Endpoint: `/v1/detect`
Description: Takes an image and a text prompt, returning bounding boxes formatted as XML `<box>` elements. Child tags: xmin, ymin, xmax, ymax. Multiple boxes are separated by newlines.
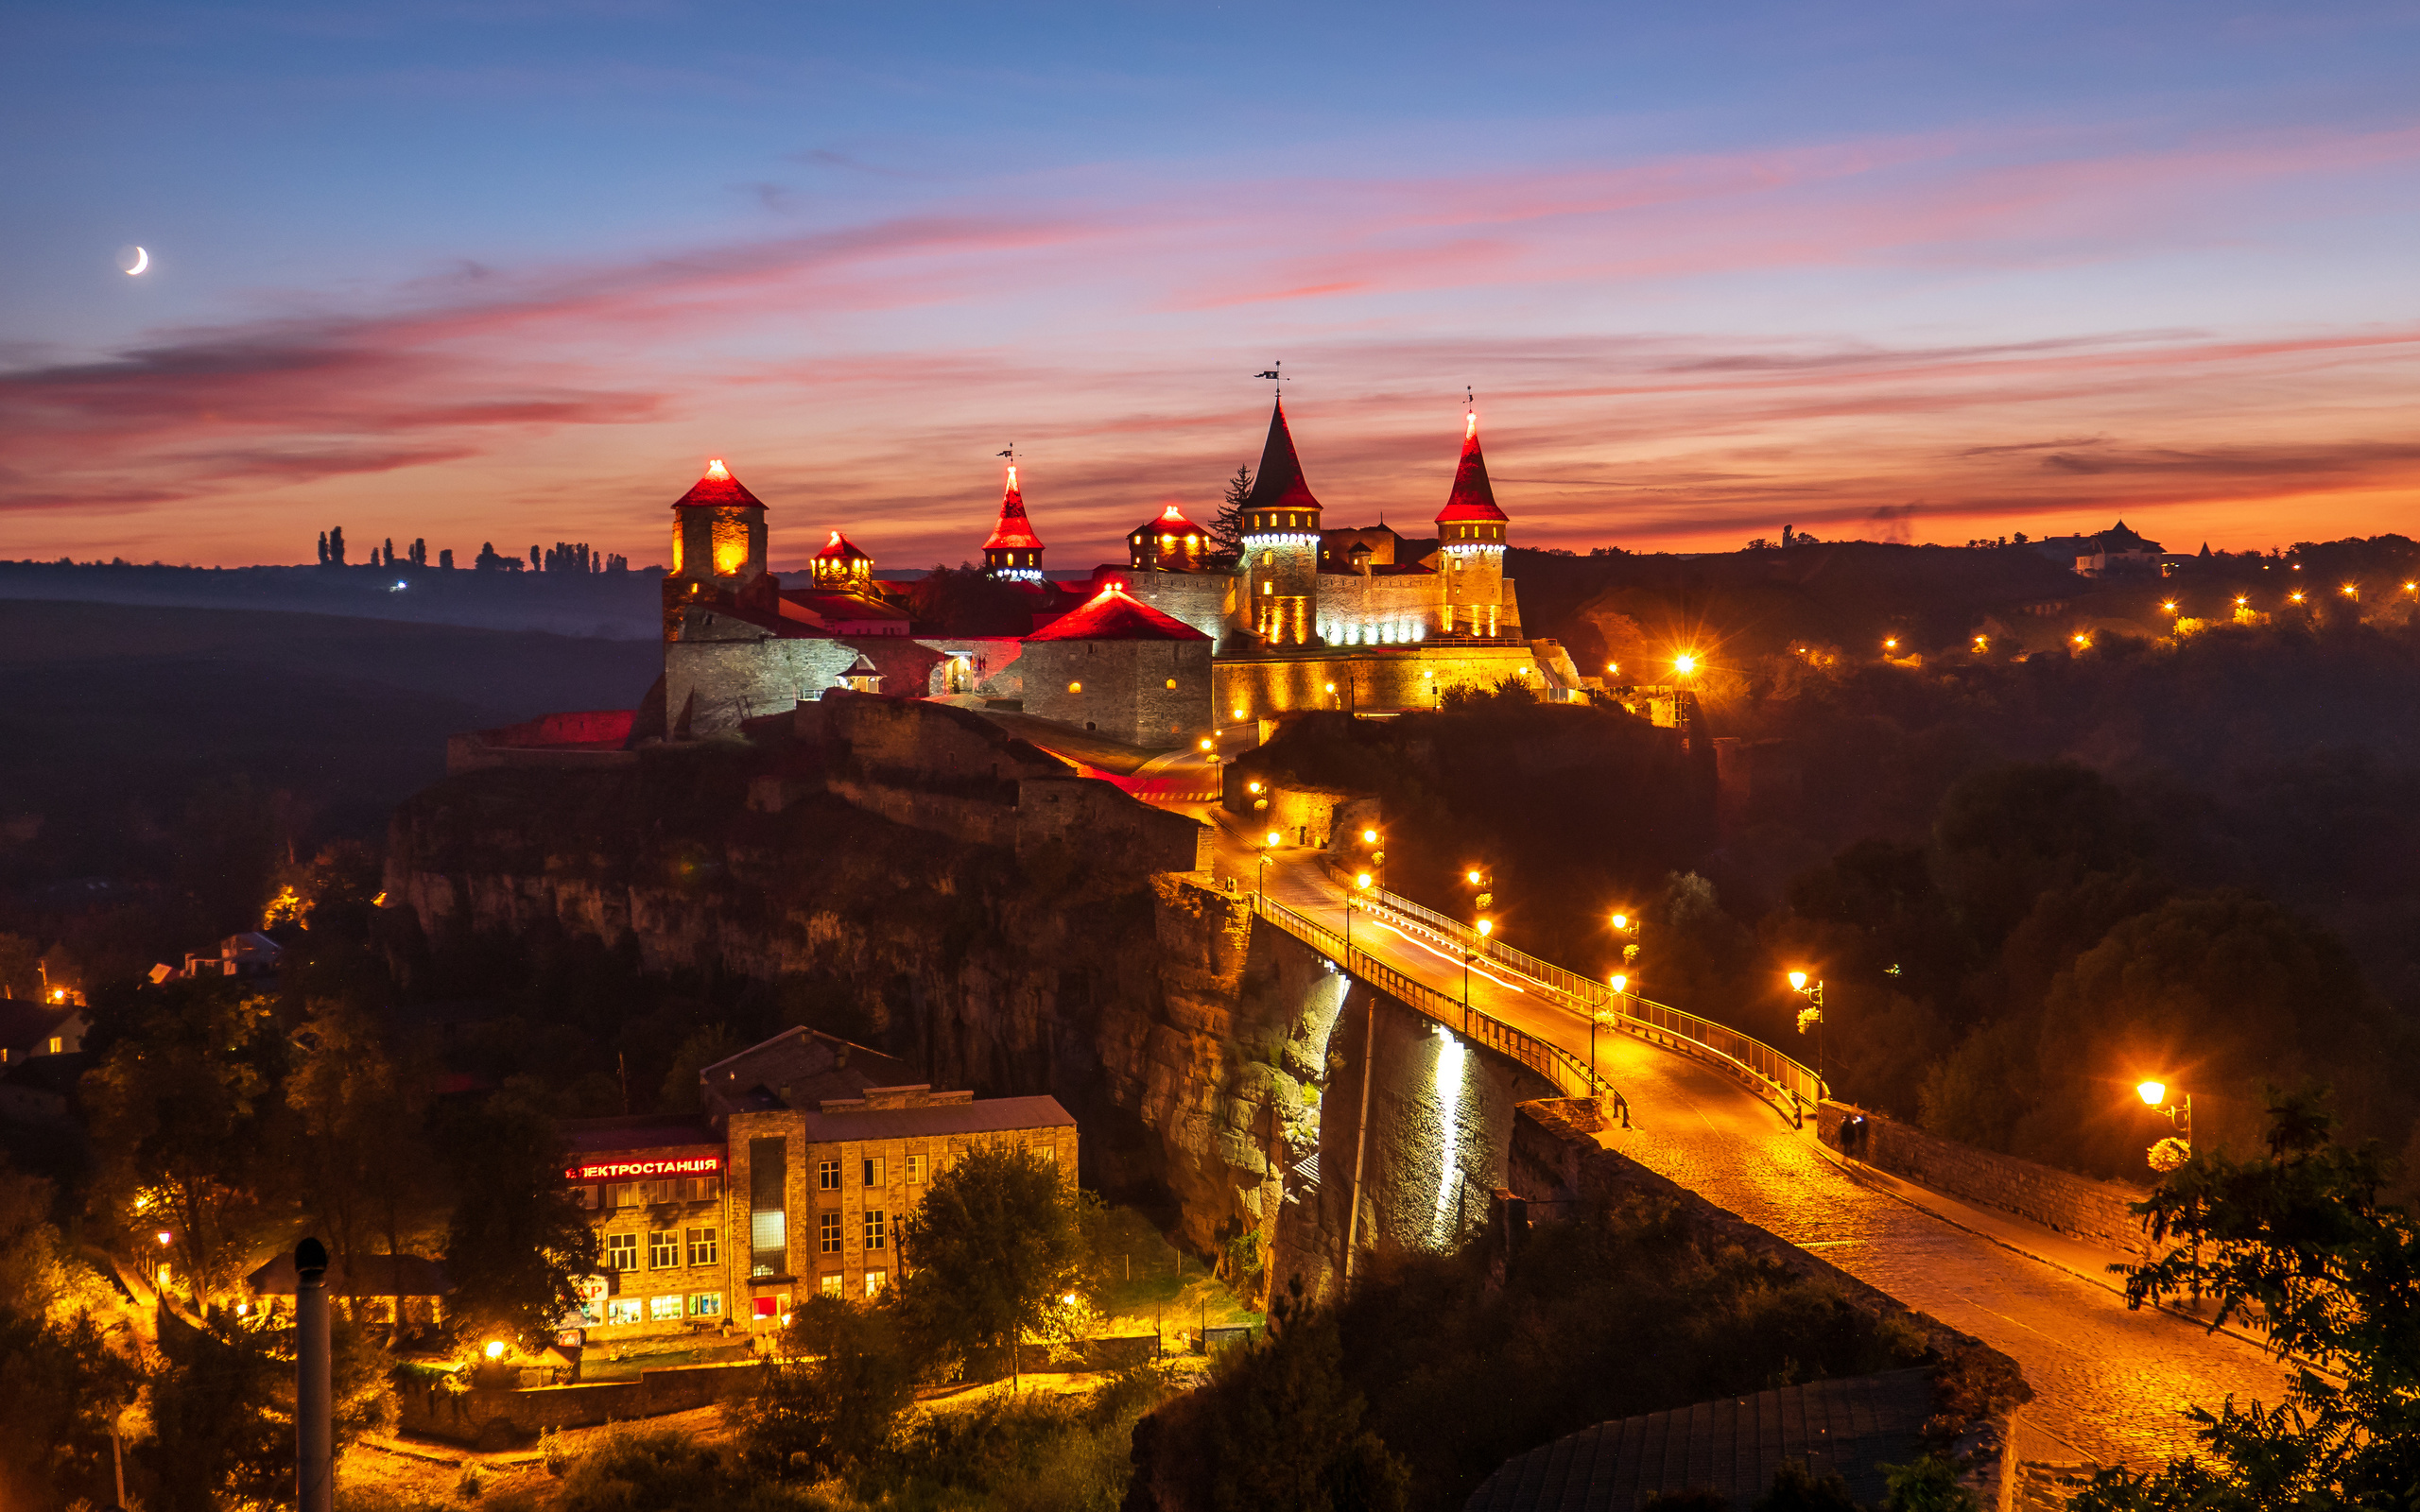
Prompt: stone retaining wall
<box><xmin>1818</xmin><ymin>1102</ymin><xmax>2152</xmax><ymax>1259</ymax></box>
<box><xmin>397</xmin><ymin>1359</ymin><xmax>757</xmax><ymax>1449</ymax></box>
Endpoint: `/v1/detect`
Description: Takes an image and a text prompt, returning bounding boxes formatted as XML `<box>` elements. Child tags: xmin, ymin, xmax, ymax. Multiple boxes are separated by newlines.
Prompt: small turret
<box><xmin>670</xmin><ymin>458</ymin><xmax>769</xmax><ymax>588</ymax></box>
<box><xmin>1436</xmin><ymin>411</ymin><xmax>1508</xmax><ymax>638</ymax></box>
<box><xmin>1236</xmin><ymin>400</ymin><xmax>1323</xmax><ymax>645</ymax></box>
<box><xmin>810</xmin><ymin>530</ymin><xmax>874</xmax><ymax>592</ymax></box>
<box><xmin>1128</xmin><ymin>503</ymin><xmax>1209</xmax><ymax>572</ymax></box>
<box><xmin>982</xmin><ymin>465</ymin><xmax>1046</xmax><ymax>581</ymax></box>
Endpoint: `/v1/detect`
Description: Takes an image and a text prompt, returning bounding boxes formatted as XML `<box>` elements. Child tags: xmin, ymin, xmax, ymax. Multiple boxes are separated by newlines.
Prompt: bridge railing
<box><xmin>1336</xmin><ymin>876</ymin><xmax>1613</xmax><ymax>1014</ymax></box>
<box><xmin>1249</xmin><ymin>894</ymin><xmax>1614</xmax><ymax>1104</ymax></box>
<box><xmin>1603</xmin><ymin>992</ymin><xmax>1825</xmax><ymax>1115</ymax></box>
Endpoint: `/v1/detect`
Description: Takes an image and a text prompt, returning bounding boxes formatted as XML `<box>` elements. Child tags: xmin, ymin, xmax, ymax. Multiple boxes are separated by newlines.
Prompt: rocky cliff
<box><xmin>382</xmin><ymin>708</ymin><xmax>1327</xmax><ymax>1269</ymax></box>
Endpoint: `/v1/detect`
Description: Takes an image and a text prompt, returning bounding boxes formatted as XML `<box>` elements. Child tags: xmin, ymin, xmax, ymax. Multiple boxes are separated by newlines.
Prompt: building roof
<box><xmin>700</xmin><ymin>1026</ymin><xmax>919</xmax><ymax>1116</ymax></box>
<box><xmin>1437</xmin><ymin>411</ymin><xmax>1509</xmax><ymax>524</ymax></box>
<box><xmin>1246</xmin><ymin>399</ymin><xmax>1322</xmax><ymax>515</ymax></box>
<box><xmin>0</xmin><ymin>999</ymin><xmax>78</xmax><ymax>1054</ymax></box>
<box><xmin>778</xmin><ymin>589</ymin><xmax>913</xmax><ymax>627</ymax></box>
<box><xmin>245</xmin><ymin>1251</ymin><xmax>454</xmax><ymax>1298</ymax></box>
<box><xmin>798</xmin><ymin>1093</ymin><xmax>1074</xmax><ymax>1143</ymax></box>
<box><xmin>1024</xmin><ymin>582</ymin><xmax>1213</xmax><ymax>643</ymax></box>
<box><xmin>813</xmin><ymin>530</ymin><xmax>872</xmax><ymax>562</ymax></box>
<box><xmin>562</xmin><ymin>1113</ymin><xmax>721</xmax><ymax>1156</ymax></box>
<box><xmin>1132</xmin><ymin>502</ymin><xmax>1206</xmax><ymax>538</ymax></box>
<box><xmin>673</xmin><ymin>458</ymin><xmax>766</xmax><ymax>510</ymax></box>
<box><xmin>983</xmin><ymin>465</ymin><xmax>1046</xmax><ymax>552</ymax></box>
<box><xmin>1462</xmin><ymin>1366</ymin><xmax>1935</xmax><ymax>1512</ymax></box>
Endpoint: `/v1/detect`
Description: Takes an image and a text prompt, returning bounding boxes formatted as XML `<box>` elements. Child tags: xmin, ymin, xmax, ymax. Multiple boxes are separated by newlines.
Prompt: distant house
<box><xmin>148</xmin><ymin>931</ymin><xmax>284</xmax><ymax>985</ymax></box>
<box><xmin>0</xmin><ymin>997</ymin><xmax>88</xmax><ymax>1065</ymax></box>
<box><xmin>2031</xmin><ymin>521</ymin><xmax>2165</xmax><ymax>577</ymax></box>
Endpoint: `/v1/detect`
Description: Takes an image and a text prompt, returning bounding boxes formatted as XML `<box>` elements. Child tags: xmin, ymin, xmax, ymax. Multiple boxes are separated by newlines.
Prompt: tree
<box><xmin>1756</xmin><ymin>1459</ymin><xmax>1861</xmax><ymax>1512</ymax></box>
<box><xmin>1200</xmin><ymin>1280</ymin><xmax>1409</xmax><ymax>1512</ymax></box>
<box><xmin>82</xmin><ymin>986</ymin><xmax>280</xmax><ymax>1298</ymax></box>
<box><xmin>286</xmin><ymin>997</ymin><xmax>436</xmax><ymax>1330</ymax></box>
<box><xmin>728</xmin><ymin>1294</ymin><xmax>920</xmax><ymax>1476</ymax></box>
<box><xmin>1210</xmin><ymin>465</ymin><xmax>1252</xmax><ymax>556</ymax></box>
<box><xmin>2071</xmin><ymin>1091</ymin><xmax>2420</xmax><ymax>1512</ymax></box>
<box><xmin>893</xmin><ymin>1143</ymin><xmax>1086</xmax><ymax>1387</ymax></box>
<box><xmin>143</xmin><ymin>1306</ymin><xmax>394</xmax><ymax>1512</ymax></box>
<box><xmin>0</xmin><ymin>931</ymin><xmax>41</xmax><ymax>1003</ymax></box>
<box><xmin>0</xmin><ymin>1309</ymin><xmax>141</xmax><ymax>1509</ymax></box>
<box><xmin>409</xmin><ymin>537</ymin><xmax>427</xmax><ymax>567</ymax></box>
<box><xmin>441</xmin><ymin>1087</ymin><xmax>598</xmax><ymax>1346</ymax></box>
<box><xmin>327</xmin><ymin>525</ymin><xmax>346</xmax><ymax>565</ymax></box>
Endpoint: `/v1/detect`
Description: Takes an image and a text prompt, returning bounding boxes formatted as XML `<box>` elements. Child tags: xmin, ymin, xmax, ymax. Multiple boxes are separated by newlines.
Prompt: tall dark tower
<box><xmin>1236</xmin><ymin>399</ymin><xmax>1323</xmax><ymax>646</ymax></box>
<box><xmin>982</xmin><ymin>464</ymin><xmax>1046</xmax><ymax>581</ymax></box>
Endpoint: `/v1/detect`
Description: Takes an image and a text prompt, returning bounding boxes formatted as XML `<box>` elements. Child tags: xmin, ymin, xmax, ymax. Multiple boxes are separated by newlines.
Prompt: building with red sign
<box><xmin>559</xmin><ymin>1027</ymin><xmax>1076</xmax><ymax>1341</ymax></box>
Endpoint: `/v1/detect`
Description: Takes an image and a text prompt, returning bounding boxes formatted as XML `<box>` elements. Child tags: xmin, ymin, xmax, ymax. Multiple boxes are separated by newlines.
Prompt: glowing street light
<box><xmin>1787</xmin><ymin>971</ymin><xmax>1826</xmax><ymax>1090</ymax></box>
<box><xmin>2135</xmin><ymin>1080</ymin><xmax>2166</xmax><ymax>1107</ymax></box>
<box><xmin>1972</xmin><ymin>634</ymin><xmax>1988</xmax><ymax>653</ymax></box>
<box><xmin>1882</xmin><ymin>637</ymin><xmax>1898</xmax><ymax>653</ymax></box>
<box><xmin>484</xmin><ymin>1340</ymin><xmax>508</xmax><ymax>1361</ymax></box>
<box><xmin>1361</xmin><ymin>828</ymin><xmax>1377</xmax><ymax>844</ymax></box>
<box><xmin>2289</xmin><ymin>590</ymin><xmax>2305</xmax><ymax>605</ymax></box>
<box><xmin>2342</xmin><ymin>584</ymin><xmax>2359</xmax><ymax>601</ymax></box>
<box><xmin>1256</xmin><ymin>830</ymin><xmax>1281</xmax><ymax>902</ymax></box>
<box><xmin>1610</xmin><ymin>912</ymin><xmax>1630</xmax><ymax>932</ymax></box>
<box><xmin>1346</xmin><ymin>871</ymin><xmax>1373</xmax><ymax>956</ymax></box>
<box><xmin>1672</xmin><ymin>652</ymin><xmax>1699</xmax><ymax>678</ymax></box>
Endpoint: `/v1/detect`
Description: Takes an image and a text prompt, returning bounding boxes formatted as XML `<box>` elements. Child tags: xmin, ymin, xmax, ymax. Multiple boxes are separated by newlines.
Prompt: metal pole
<box><xmin>1343</xmin><ymin>991</ymin><xmax>1375</xmax><ymax>1282</ymax></box>
<box><xmin>296</xmin><ymin>1237</ymin><xmax>334</xmax><ymax>1512</ymax></box>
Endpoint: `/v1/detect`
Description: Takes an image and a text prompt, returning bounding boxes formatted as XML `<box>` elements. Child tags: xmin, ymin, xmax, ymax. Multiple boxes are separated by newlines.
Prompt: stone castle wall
<box><xmin>1212</xmin><ymin>642</ymin><xmax>1554</xmax><ymax>721</ymax></box>
<box><xmin>1117</xmin><ymin>572</ymin><xmax>1232</xmax><ymax>642</ymax></box>
<box><xmin>1017</xmin><ymin>637</ymin><xmax>1214</xmax><ymax>748</ymax></box>
<box><xmin>1818</xmin><ymin>1102</ymin><xmax>2153</xmax><ymax>1259</ymax></box>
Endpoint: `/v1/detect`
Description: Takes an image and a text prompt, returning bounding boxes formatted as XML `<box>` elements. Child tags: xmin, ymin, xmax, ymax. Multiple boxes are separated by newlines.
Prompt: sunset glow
<box><xmin>7</xmin><ymin>4</ymin><xmax>2419</xmax><ymax>568</ymax></box>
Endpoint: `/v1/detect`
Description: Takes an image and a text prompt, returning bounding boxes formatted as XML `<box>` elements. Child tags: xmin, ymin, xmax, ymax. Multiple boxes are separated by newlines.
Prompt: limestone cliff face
<box><xmin>382</xmin><ymin>734</ymin><xmax>1318</xmax><ymax>1263</ymax></box>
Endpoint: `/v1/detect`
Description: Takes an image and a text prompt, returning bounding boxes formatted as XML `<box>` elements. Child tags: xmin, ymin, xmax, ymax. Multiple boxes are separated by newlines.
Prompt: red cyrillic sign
<box><xmin>564</xmin><ymin>1154</ymin><xmax>723</xmax><ymax>1181</ymax></box>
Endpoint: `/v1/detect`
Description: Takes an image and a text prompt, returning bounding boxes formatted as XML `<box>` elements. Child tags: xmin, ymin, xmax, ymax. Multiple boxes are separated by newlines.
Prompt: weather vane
<box><xmin>1256</xmin><ymin>362</ymin><xmax>1282</xmax><ymax>391</ymax></box>
<box><xmin>997</xmin><ymin>443</ymin><xmax>1015</xmax><ymax>464</ymax></box>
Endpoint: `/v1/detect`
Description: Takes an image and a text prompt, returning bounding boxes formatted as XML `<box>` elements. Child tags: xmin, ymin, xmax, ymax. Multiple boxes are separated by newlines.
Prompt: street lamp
<box><xmin>1256</xmin><ymin>831</ymin><xmax>1281</xmax><ymax>902</ymax></box>
<box><xmin>1788</xmin><ymin>971</ymin><xmax>1825</xmax><ymax>1091</ymax></box>
<box><xmin>2137</xmin><ymin>1080</ymin><xmax>2193</xmax><ymax>1153</ymax></box>
<box><xmin>1882</xmin><ymin>636</ymin><xmax>1897</xmax><ymax>654</ymax></box>
<box><xmin>1463</xmin><ymin>918</ymin><xmax>1494</xmax><ymax>1021</ymax></box>
<box><xmin>1347</xmin><ymin>871</ymin><xmax>1373</xmax><ymax>957</ymax></box>
<box><xmin>1672</xmin><ymin>652</ymin><xmax>1698</xmax><ymax>679</ymax></box>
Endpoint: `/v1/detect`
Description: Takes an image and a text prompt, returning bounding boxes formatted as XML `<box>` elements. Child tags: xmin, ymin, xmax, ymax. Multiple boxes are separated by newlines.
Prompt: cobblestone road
<box><xmin>1197</xmin><ymin>822</ymin><xmax>2300</xmax><ymax>1468</ymax></box>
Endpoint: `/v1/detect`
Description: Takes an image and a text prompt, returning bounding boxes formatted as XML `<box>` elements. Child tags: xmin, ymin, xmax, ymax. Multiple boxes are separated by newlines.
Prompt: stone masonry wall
<box><xmin>1017</xmin><ymin>637</ymin><xmax>1214</xmax><ymax>749</ymax></box>
<box><xmin>1212</xmin><ymin>642</ymin><xmax>1558</xmax><ymax>722</ymax></box>
<box><xmin>1818</xmin><ymin>1102</ymin><xmax>2153</xmax><ymax>1259</ymax></box>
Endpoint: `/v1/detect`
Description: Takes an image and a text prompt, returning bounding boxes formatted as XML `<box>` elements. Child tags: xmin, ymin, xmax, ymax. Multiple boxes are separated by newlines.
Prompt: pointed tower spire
<box><xmin>982</xmin><ymin>462</ymin><xmax>1046</xmax><ymax>581</ymax></box>
<box><xmin>1245</xmin><ymin>399</ymin><xmax>1322</xmax><ymax>515</ymax></box>
<box><xmin>1437</xmin><ymin>407</ymin><xmax>1508</xmax><ymax>526</ymax></box>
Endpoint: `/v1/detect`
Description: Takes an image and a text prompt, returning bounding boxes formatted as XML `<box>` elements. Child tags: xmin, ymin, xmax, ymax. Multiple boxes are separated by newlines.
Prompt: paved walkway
<box><xmin>1188</xmin><ymin>810</ymin><xmax>2296</xmax><ymax>1468</ymax></box>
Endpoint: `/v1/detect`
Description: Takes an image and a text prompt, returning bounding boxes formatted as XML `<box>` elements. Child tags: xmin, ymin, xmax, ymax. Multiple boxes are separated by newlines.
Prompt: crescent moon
<box><xmin>128</xmin><ymin>247</ymin><xmax>149</xmax><ymax>275</ymax></box>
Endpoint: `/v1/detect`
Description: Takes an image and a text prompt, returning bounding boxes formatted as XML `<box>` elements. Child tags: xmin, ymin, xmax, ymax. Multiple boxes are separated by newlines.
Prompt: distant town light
<box><xmin>1883</xmin><ymin>637</ymin><xmax>1897</xmax><ymax>650</ymax></box>
<box><xmin>155</xmin><ymin>1229</ymin><xmax>173</xmax><ymax>1246</ymax></box>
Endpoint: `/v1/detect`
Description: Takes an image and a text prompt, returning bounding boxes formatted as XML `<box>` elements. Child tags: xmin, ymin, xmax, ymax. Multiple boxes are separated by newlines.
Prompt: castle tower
<box><xmin>1128</xmin><ymin>502</ymin><xmax>1209</xmax><ymax>572</ymax></box>
<box><xmin>669</xmin><ymin>458</ymin><xmax>769</xmax><ymax>589</ymax></box>
<box><xmin>1236</xmin><ymin>399</ymin><xmax>1322</xmax><ymax>646</ymax></box>
<box><xmin>982</xmin><ymin>465</ymin><xmax>1046</xmax><ymax>581</ymax></box>
<box><xmin>809</xmin><ymin>529</ymin><xmax>874</xmax><ymax>592</ymax></box>
<box><xmin>1435</xmin><ymin>410</ymin><xmax>1509</xmax><ymax>638</ymax></box>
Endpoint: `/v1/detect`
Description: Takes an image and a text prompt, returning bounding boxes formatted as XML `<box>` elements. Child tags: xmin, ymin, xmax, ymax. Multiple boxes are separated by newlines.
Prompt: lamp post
<box><xmin>1462</xmin><ymin>917</ymin><xmax>1493</xmax><ymax>1028</ymax></box>
<box><xmin>1788</xmin><ymin>971</ymin><xmax>1825</xmax><ymax>1092</ymax></box>
<box><xmin>1257</xmin><ymin>830</ymin><xmax>1281</xmax><ymax>902</ymax></box>
<box><xmin>1347</xmin><ymin>871</ymin><xmax>1372</xmax><ymax>960</ymax></box>
<box><xmin>2137</xmin><ymin>1080</ymin><xmax>2198</xmax><ymax>1300</ymax></box>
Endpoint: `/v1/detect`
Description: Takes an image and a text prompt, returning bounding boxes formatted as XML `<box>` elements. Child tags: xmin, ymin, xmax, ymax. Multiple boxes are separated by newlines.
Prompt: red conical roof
<box><xmin>1436</xmin><ymin>411</ymin><xmax>1508</xmax><ymax>524</ymax></box>
<box><xmin>982</xmin><ymin>464</ymin><xmax>1046</xmax><ymax>551</ymax></box>
<box><xmin>1245</xmin><ymin>400</ymin><xmax>1322</xmax><ymax>514</ymax></box>
<box><xmin>813</xmin><ymin>530</ymin><xmax>870</xmax><ymax>562</ymax></box>
<box><xmin>1026</xmin><ymin>581</ymin><xmax>1211</xmax><ymax>643</ymax></box>
<box><xmin>1132</xmin><ymin>501</ymin><xmax>1205</xmax><ymax>536</ymax></box>
<box><xmin>674</xmin><ymin>458</ymin><xmax>766</xmax><ymax>509</ymax></box>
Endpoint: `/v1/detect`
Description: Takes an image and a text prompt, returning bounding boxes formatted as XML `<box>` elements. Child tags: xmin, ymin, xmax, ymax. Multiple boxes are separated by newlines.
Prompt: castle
<box><xmin>659</xmin><ymin>400</ymin><xmax>1584</xmax><ymax>747</ymax></box>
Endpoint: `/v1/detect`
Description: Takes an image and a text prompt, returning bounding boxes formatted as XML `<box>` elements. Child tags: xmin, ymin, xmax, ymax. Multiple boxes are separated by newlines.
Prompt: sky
<box><xmin>5</xmin><ymin>2</ymin><xmax>2418</xmax><ymax>573</ymax></box>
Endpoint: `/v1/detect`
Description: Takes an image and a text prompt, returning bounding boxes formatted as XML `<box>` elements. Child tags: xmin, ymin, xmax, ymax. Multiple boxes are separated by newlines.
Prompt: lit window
<box><xmin>607</xmin><ymin>1297</ymin><xmax>643</xmax><ymax>1325</ymax></box>
<box><xmin>649</xmin><ymin>1295</ymin><xmax>684</xmax><ymax>1321</ymax></box>
<box><xmin>45</xmin><ymin>1037</ymin><xmax>61</xmax><ymax>1055</ymax></box>
<box><xmin>1261</xmin><ymin>551</ymin><xmax>1273</xmax><ymax>566</ymax></box>
<box><xmin>818</xmin><ymin>1160</ymin><xmax>840</xmax><ymax>1191</ymax></box>
<box><xmin>820</xmin><ymin>1211</ymin><xmax>842</xmax><ymax>1254</ymax></box>
<box><xmin>1031</xmin><ymin>1144</ymin><xmax>1056</xmax><ymax>1167</ymax></box>
<box><xmin>1165</xmin><ymin>679</ymin><xmax>1178</xmax><ymax>690</ymax></box>
<box><xmin>690</xmin><ymin>1293</ymin><xmax>722</xmax><ymax>1317</ymax></box>
<box><xmin>649</xmin><ymin>1230</ymin><xmax>679</xmax><ymax>1268</ymax></box>
<box><xmin>820</xmin><ymin>1274</ymin><xmax>843</xmax><ymax>1297</ymax></box>
<box><xmin>863</xmin><ymin>1157</ymin><xmax>886</xmax><ymax>1188</ymax></box>
<box><xmin>864</xmin><ymin>1211</ymin><xmax>887</xmax><ymax>1250</ymax></box>
<box><xmin>1262</xmin><ymin>581</ymin><xmax>1273</xmax><ymax>595</ymax></box>
<box><xmin>605</xmin><ymin>1233</ymin><xmax>638</xmax><ymax>1271</ymax></box>
<box><xmin>686</xmin><ymin>1227</ymin><xmax>718</xmax><ymax>1267</ymax></box>
<box><xmin>1068</xmin><ymin>680</ymin><xmax>1082</xmax><ymax>693</ymax></box>
<box><xmin>907</xmin><ymin>1155</ymin><xmax>926</xmax><ymax>1185</ymax></box>
<box><xmin>864</xmin><ymin>1267</ymin><xmax>889</xmax><ymax>1297</ymax></box>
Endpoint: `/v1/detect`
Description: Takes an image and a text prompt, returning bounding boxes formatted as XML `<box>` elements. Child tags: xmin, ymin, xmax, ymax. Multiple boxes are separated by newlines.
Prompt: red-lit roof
<box><xmin>814</xmin><ymin>530</ymin><xmax>871</xmax><ymax>561</ymax></box>
<box><xmin>674</xmin><ymin>458</ymin><xmax>767</xmax><ymax>509</ymax></box>
<box><xmin>983</xmin><ymin>465</ymin><xmax>1046</xmax><ymax>551</ymax></box>
<box><xmin>1246</xmin><ymin>400</ymin><xmax>1322</xmax><ymax>515</ymax></box>
<box><xmin>1132</xmin><ymin>502</ymin><xmax>1205</xmax><ymax>537</ymax></box>
<box><xmin>1024</xmin><ymin>583</ymin><xmax>1211</xmax><ymax>643</ymax></box>
<box><xmin>1436</xmin><ymin>413</ymin><xmax>1508</xmax><ymax>524</ymax></box>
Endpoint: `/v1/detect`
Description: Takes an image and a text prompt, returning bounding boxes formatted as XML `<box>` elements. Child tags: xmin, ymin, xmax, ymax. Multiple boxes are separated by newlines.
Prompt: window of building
<box><xmin>1261</xmin><ymin>580</ymin><xmax>1273</xmax><ymax>595</ymax></box>
<box><xmin>1260</xmin><ymin>551</ymin><xmax>1272</xmax><ymax>566</ymax></box>
<box><xmin>820</xmin><ymin>1273</ymin><xmax>843</xmax><ymax>1297</ymax></box>
<box><xmin>864</xmin><ymin>1211</ymin><xmax>887</xmax><ymax>1250</ymax></box>
<box><xmin>605</xmin><ymin>1233</ymin><xmax>638</xmax><ymax>1271</ymax></box>
<box><xmin>649</xmin><ymin>1229</ymin><xmax>679</xmax><ymax>1269</ymax></box>
<box><xmin>690</xmin><ymin>1293</ymin><xmax>722</xmax><ymax>1318</ymax></box>
<box><xmin>818</xmin><ymin>1160</ymin><xmax>840</xmax><ymax>1190</ymax></box>
<box><xmin>607</xmin><ymin>1297</ymin><xmax>643</xmax><ymax>1325</ymax></box>
<box><xmin>648</xmin><ymin>1295</ymin><xmax>684</xmax><ymax>1322</ymax></box>
<box><xmin>749</xmin><ymin>1212</ymin><xmax>785</xmax><ymax>1277</ymax></box>
<box><xmin>864</xmin><ymin>1268</ymin><xmax>889</xmax><ymax>1297</ymax></box>
<box><xmin>46</xmin><ymin>1037</ymin><xmax>62</xmax><ymax>1055</ymax></box>
<box><xmin>686</xmin><ymin>1227</ymin><xmax>718</xmax><ymax>1267</ymax></box>
<box><xmin>752</xmin><ymin>1296</ymin><xmax>781</xmax><ymax>1319</ymax></box>
<box><xmin>1032</xmin><ymin>1144</ymin><xmax>1057</xmax><ymax>1167</ymax></box>
<box><xmin>863</xmin><ymin>1157</ymin><xmax>885</xmax><ymax>1188</ymax></box>
<box><xmin>820</xmin><ymin>1211</ymin><xmax>842</xmax><ymax>1254</ymax></box>
<box><xmin>750</xmin><ymin>1135</ymin><xmax>788</xmax><ymax>1278</ymax></box>
<box><xmin>906</xmin><ymin>1155</ymin><xmax>926</xmax><ymax>1185</ymax></box>
<box><xmin>608</xmin><ymin>1182</ymin><xmax>635</xmax><ymax>1209</ymax></box>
